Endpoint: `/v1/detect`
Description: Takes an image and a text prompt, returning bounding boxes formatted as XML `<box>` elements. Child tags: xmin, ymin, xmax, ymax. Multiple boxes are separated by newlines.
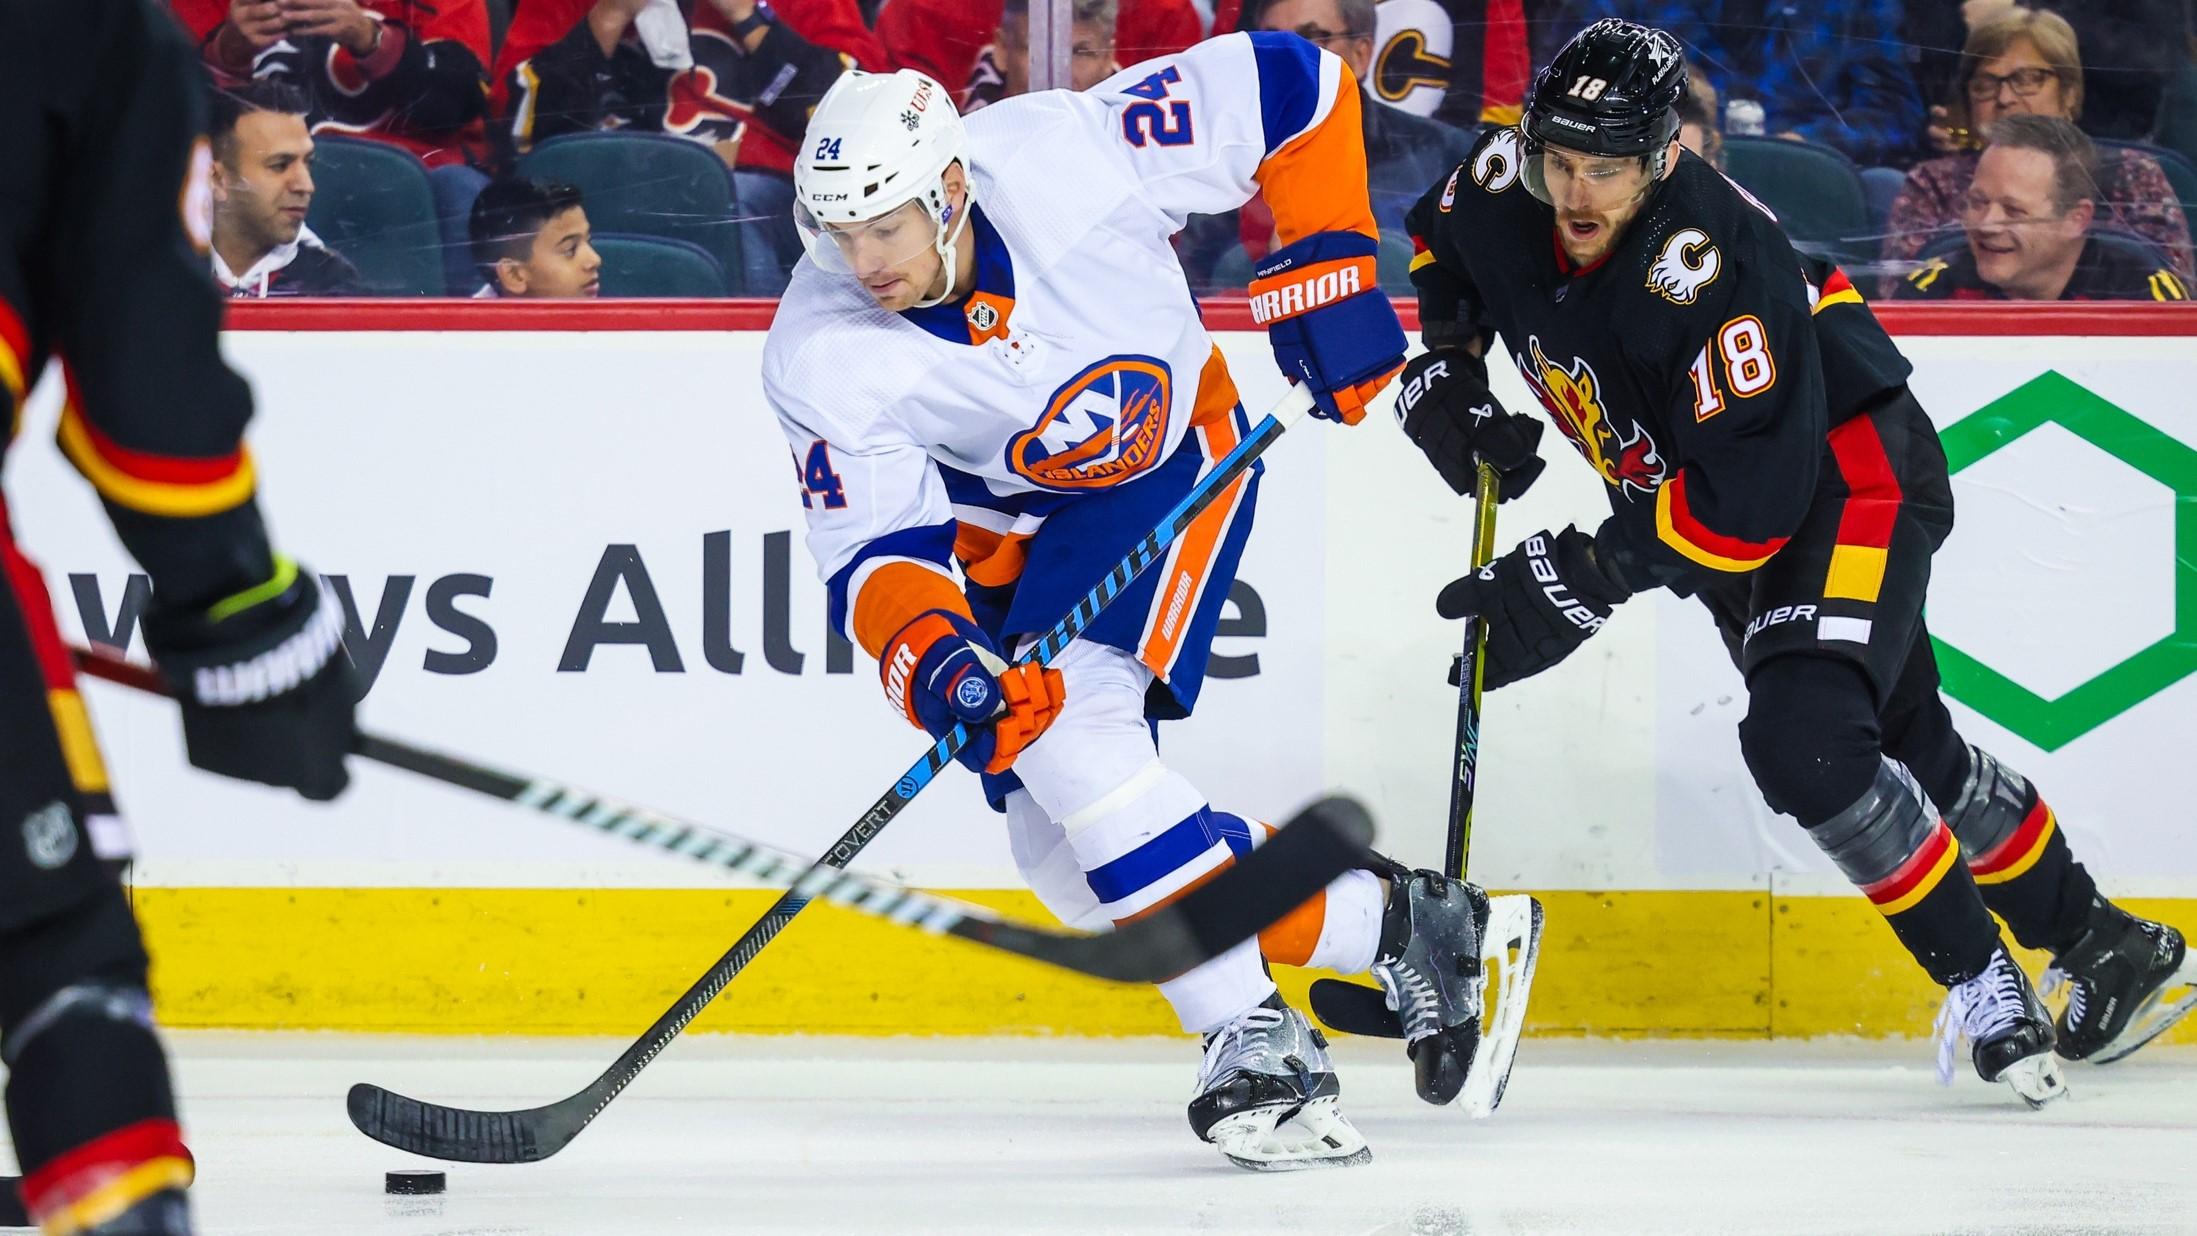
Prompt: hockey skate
<box><xmin>1933</xmin><ymin>944</ymin><xmax>2067</xmax><ymax>1108</ymax></box>
<box><xmin>2041</xmin><ymin>901</ymin><xmax>2197</xmax><ymax>1065</ymax></box>
<box><xmin>1187</xmin><ymin>994</ymin><xmax>1369</xmax><ymax>1172</ymax></box>
<box><xmin>1309</xmin><ymin>871</ymin><xmax>1544</xmax><ymax>1116</ymax></box>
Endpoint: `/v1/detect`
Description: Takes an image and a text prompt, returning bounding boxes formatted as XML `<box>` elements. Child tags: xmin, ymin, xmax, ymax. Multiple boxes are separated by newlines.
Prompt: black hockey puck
<box><xmin>385</xmin><ymin>1169</ymin><xmax>445</xmax><ymax>1196</ymax></box>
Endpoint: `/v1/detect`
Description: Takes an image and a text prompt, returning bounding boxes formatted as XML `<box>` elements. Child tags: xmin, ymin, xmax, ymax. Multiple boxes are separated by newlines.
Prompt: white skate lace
<box><xmin>2039</xmin><ymin>966</ymin><xmax>2088</xmax><ymax>1030</ymax></box>
<box><xmin>1374</xmin><ymin>960</ymin><xmax>1444</xmax><ymax>1042</ymax></box>
<box><xmin>1932</xmin><ymin>952</ymin><xmax>2029</xmax><ymax>1085</ymax></box>
<box><xmin>1196</xmin><ymin>1007</ymin><xmax>1288</xmax><ymax>1093</ymax></box>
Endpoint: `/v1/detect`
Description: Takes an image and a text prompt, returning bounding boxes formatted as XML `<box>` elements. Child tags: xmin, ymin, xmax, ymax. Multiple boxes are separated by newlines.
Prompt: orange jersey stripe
<box><xmin>1138</xmin><ymin>416</ymin><xmax>1247</xmax><ymax>678</ymax></box>
<box><xmin>1254</xmin><ymin>62</ymin><xmax>1377</xmax><ymax>247</ymax></box>
<box><xmin>1190</xmin><ymin>347</ymin><xmax>1241</xmax><ymax>430</ymax></box>
<box><xmin>1258</xmin><ymin>887</ymin><xmax>1327</xmax><ymax>966</ymax></box>
<box><xmin>849</xmin><ymin>560</ymin><xmax>969</xmax><ymax>659</ymax></box>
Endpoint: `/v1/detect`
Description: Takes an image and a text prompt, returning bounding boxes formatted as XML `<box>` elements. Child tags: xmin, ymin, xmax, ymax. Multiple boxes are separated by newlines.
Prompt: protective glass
<box><xmin>1521</xmin><ymin>145</ymin><xmax>1656</xmax><ymax>211</ymax></box>
<box><xmin>794</xmin><ymin>198</ymin><xmax>944</xmax><ymax>277</ymax></box>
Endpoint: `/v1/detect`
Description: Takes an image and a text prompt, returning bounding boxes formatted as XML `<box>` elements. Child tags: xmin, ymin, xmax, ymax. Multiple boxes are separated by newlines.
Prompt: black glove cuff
<box><xmin>143</xmin><ymin>561</ymin><xmax>347</xmax><ymax>707</ymax></box>
<box><xmin>1573</xmin><ymin>524</ymin><xmax>1642</xmax><ymax>604</ymax></box>
<box><xmin>1419</xmin><ymin>318</ymin><xmax>1484</xmax><ymax>360</ymax></box>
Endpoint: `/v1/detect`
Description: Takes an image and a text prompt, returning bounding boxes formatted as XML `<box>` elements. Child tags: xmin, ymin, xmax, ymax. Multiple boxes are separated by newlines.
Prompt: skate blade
<box><xmin>1206</xmin><ymin>1095</ymin><xmax>1371</xmax><ymax>1172</ymax></box>
<box><xmin>1461</xmin><ymin>895</ymin><xmax>1545</xmax><ymax>1119</ymax></box>
<box><xmin>1998</xmin><ymin>1052</ymin><xmax>2069</xmax><ymax>1109</ymax></box>
<box><xmin>2090</xmin><ymin>956</ymin><xmax>2197</xmax><ymax>1066</ymax></box>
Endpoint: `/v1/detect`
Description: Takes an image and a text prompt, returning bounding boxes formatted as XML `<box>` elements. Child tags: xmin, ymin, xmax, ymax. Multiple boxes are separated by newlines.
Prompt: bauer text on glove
<box><xmin>1395</xmin><ymin>348</ymin><xmax>1545</xmax><ymax>499</ymax></box>
<box><xmin>1436</xmin><ymin>526</ymin><xmax>1631</xmax><ymax>691</ymax></box>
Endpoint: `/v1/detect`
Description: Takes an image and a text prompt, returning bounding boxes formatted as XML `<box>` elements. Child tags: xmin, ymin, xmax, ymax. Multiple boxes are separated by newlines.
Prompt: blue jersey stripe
<box><xmin>1085</xmin><ymin>806</ymin><xmax>1224</xmax><ymax>905</ymax></box>
<box><xmin>1247</xmin><ymin>32</ymin><xmax>1325</xmax><ymax>156</ymax></box>
<box><xmin>825</xmin><ymin>519</ymin><xmax>958</xmax><ymax>636</ymax></box>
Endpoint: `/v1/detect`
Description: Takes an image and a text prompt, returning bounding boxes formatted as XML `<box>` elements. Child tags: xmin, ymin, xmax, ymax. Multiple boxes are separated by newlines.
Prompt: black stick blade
<box><xmin>1307</xmin><ymin>978</ymin><xmax>1406</xmax><ymax>1038</ymax></box>
<box><xmin>348</xmin><ymin>1082</ymin><xmax>553</xmax><ymax>1164</ymax></box>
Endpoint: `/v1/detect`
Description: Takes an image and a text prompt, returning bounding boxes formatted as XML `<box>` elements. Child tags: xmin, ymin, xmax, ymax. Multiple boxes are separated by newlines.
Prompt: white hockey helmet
<box><xmin>793</xmin><ymin>69</ymin><xmax>974</xmax><ymax>306</ymax></box>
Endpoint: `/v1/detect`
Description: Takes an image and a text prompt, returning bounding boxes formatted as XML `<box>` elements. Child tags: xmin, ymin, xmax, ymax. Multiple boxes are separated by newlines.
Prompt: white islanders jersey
<box><xmin>763</xmin><ymin>33</ymin><xmax>1373</xmax><ymax>653</ymax></box>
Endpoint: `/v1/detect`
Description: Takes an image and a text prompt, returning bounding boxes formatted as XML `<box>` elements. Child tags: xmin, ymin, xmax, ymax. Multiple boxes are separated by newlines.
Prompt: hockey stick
<box><xmin>1308</xmin><ymin>459</ymin><xmax>1544</xmax><ymax>1118</ymax></box>
<box><xmin>70</xmin><ymin>648</ymin><xmax>1369</xmax><ymax>985</ymax></box>
<box><xmin>331</xmin><ymin>383</ymin><xmax>1318</xmax><ymax>1163</ymax></box>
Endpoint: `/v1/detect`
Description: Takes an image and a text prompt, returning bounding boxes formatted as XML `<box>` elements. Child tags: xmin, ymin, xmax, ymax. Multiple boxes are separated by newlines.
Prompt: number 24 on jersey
<box><xmin>1120</xmin><ymin>66</ymin><xmax>1194</xmax><ymax>148</ymax></box>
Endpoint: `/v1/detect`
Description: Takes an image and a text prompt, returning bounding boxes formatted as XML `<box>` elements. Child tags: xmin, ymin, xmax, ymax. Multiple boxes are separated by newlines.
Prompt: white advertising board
<box><xmin>9</xmin><ymin>319</ymin><xmax>2195</xmax><ymax>893</ymax></box>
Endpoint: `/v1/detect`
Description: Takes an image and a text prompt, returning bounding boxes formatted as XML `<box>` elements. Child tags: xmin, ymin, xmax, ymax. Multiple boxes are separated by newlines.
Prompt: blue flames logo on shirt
<box><xmin>1007</xmin><ymin>356</ymin><xmax>1173</xmax><ymax>491</ymax></box>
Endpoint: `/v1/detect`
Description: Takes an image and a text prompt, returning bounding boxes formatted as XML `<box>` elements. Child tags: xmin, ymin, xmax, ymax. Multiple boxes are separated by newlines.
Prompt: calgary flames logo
<box><xmin>1516</xmin><ymin>337</ymin><xmax>1666</xmax><ymax>498</ymax></box>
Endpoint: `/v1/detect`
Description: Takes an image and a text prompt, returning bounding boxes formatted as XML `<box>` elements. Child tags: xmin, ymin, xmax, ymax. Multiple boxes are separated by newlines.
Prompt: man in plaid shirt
<box><xmin>1543</xmin><ymin>0</ymin><xmax>1925</xmax><ymax>165</ymax></box>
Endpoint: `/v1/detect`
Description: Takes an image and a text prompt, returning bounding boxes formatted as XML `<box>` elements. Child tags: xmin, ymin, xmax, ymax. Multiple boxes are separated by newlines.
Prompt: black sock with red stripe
<box><xmin>1939</xmin><ymin>745</ymin><xmax>2100</xmax><ymax>955</ymax></box>
<box><xmin>1743</xmin><ymin>658</ymin><xmax>2000</xmax><ymax>986</ymax></box>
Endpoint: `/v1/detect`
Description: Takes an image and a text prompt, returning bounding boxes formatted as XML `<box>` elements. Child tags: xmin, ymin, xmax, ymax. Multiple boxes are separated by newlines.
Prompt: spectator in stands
<box><xmin>1256</xmin><ymin>0</ymin><xmax>1476</xmax><ymax>231</ymax></box>
<box><xmin>1961</xmin><ymin>0</ymin><xmax>2183</xmax><ymax>141</ymax></box>
<box><xmin>879</xmin><ymin>0</ymin><xmax>1200</xmax><ymax>109</ymax></box>
<box><xmin>1540</xmin><ymin>0</ymin><xmax>1923</xmax><ymax>165</ymax></box>
<box><xmin>174</xmin><ymin>0</ymin><xmax>495</xmax><ymax>295</ymax></box>
<box><xmin>494</xmin><ymin>0</ymin><xmax>887</xmax><ymax>295</ymax></box>
<box><xmin>1361</xmin><ymin>0</ymin><xmax>1535</xmax><ymax>131</ymax></box>
<box><xmin>1884</xmin><ymin>8</ymin><xmax>2192</xmax><ymax>284</ymax></box>
<box><xmin>1677</xmin><ymin>63</ymin><xmax>1724</xmax><ymax>169</ymax></box>
<box><xmin>494</xmin><ymin>0</ymin><xmax>881</xmax><ymax>165</ymax></box>
<box><xmin>207</xmin><ymin>83</ymin><xmax>364</xmax><ymax>297</ymax></box>
<box><xmin>965</xmin><ymin>0</ymin><xmax>1119</xmax><ymax>108</ymax></box>
<box><xmin>1175</xmin><ymin>0</ymin><xmax>1475</xmax><ymax>289</ymax></box>
<box><xmin>469</xmin><ymin>178</ymin><xmax>604</xmax><ymax>298</ymax></box>
<box><xmin>1894</xmin><ymin>114</ymin><xmax>2190</xmax><ymax>300</ymax></box>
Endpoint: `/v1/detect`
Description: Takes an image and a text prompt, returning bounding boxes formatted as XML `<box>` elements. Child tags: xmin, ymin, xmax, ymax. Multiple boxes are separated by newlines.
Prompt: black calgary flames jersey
<box><xmin>1</xmin><ymin>0</ymin><xmax>276</xmax><ymax>611</ymax></box>
<box><xmin>1405</xmin><ymin>129</ymin><xmax>1914</xmax><ymax>594</ymax></box>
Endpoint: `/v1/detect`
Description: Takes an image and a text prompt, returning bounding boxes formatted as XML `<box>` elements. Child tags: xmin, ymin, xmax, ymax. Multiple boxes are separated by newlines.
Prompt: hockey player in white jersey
<box><xmin>763</xmin><ymin>35</ymin><xmax>1507</xmax><ymax>1169</ymax></box>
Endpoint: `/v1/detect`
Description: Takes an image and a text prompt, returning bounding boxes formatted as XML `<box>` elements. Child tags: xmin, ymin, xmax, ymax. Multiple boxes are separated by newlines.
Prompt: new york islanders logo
<box><xmin>1007</xmin><ymin>357</ymin><xmax>1173</xmax><ymax>491</ymax></box>
<box><xmin>1516</xmin><ymin>337</ymin><xmax>1666</xmax><ymax>498</ymax></box>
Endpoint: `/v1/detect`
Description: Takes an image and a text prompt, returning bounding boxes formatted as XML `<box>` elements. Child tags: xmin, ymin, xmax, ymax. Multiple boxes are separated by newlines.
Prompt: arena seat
<box><xmin>519</xmin><ymin>132</ymin><xmax>745</xmax><ymax>294</ymax></box>
<box><xmin>592</xmin><ymin>233</ymin><xmax>732</xmax><ymax>297</ymax></box>
<box><xmin>305</xmin><ymin>135</ymin><xmax>448</xmax><ymax>296</ymax></box>
<box><xmin>1722</xmin><ymin>136</ymin><xmax>1873</xmax><ymax>265</ymax></box>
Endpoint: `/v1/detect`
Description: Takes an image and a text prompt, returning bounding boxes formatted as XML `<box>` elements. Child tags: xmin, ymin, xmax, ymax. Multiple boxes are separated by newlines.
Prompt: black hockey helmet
<box><xmin>1521</xmin><ymin>19</ymin><xmax>1688</xmax><ymax>177</ymax></box>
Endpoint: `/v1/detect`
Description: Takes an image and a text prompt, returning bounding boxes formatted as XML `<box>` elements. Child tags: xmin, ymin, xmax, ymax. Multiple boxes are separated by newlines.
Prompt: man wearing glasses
<box><xmin>1255</xmin><ymin>0</ymin><xmax>1475</xmax><ymax>244</ymax></box>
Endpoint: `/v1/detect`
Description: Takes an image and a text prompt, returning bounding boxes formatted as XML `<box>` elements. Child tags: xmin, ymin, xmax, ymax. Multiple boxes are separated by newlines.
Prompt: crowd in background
<box><xmin>181</xmin><ymin>0</ymin><xmax>2197</xmax><ymax>302</ymax></box>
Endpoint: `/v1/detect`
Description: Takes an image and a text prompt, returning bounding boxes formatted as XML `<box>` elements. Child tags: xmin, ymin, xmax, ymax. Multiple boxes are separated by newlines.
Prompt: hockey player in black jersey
<box><xmin>1</xmin><ymin>2</ymin><xmax>357</xmax><ymax>1231</ymax></box>
<box><xmin>1397</xmin><ymin>18</ymin><xmax>2194</xmax><ymax>1104</ymax></box>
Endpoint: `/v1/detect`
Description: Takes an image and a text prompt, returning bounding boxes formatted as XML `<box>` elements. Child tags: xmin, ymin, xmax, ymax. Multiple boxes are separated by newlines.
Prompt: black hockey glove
<box><xmin>141</xmin><ymin>559</ymin><xmax>358</xmax><ymax>801</ymax></box>
<box><xmin>1394</xmin><ymin>348</ymin><xmax>1545</xmax><ymax>500</ymax></box>
<box><xmin>1438</xmin><ymin>526</ymin><xmax>1631</xmax><ymax>691</ymax></box>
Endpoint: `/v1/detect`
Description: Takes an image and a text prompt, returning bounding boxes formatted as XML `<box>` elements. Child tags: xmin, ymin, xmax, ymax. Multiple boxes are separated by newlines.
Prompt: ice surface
<box><xmin>6</xmin><ymin>1033</ymin><xmax>2193</xmax><ymax>1235</ymax></box>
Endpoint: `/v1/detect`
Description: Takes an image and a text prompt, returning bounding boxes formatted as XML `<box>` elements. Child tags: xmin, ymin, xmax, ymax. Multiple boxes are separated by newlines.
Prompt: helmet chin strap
<box><xmin>908</xmin><ymin>175</ymin><xmax>978</xmax><ymax>310</ymax></box>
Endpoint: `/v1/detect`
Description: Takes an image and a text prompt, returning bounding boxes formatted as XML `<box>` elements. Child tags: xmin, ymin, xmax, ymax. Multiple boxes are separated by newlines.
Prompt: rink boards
<box><xmin>10</xmin><ymin>301</ymin><xmax>2197</xmax><ymax>1039</ymax></box>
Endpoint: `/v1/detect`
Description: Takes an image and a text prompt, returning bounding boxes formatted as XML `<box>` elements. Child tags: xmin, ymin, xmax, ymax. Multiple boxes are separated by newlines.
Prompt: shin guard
<box><xmin>1808</xmin><ymin>760</ymin><xmax>2000</xmax><ymax>985</ymax></box>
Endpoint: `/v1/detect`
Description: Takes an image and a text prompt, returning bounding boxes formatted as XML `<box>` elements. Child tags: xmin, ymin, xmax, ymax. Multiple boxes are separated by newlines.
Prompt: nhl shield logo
<box><xmin>968</xmin><ymin>301</ymin><xmax>999</xmax><ymax>333</ymax></box>
<box><xmin>22</xmin><ymin>801</ymin><xmax>77</xmax><ymax>870</ymax></box>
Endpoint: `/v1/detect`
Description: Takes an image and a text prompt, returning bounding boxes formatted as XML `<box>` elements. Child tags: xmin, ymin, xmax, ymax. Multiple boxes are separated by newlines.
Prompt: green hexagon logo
<box><xmin>1932</xmin><ymin>371</ymin><xmax>2197</xmax><ymax>751</ymax></box>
